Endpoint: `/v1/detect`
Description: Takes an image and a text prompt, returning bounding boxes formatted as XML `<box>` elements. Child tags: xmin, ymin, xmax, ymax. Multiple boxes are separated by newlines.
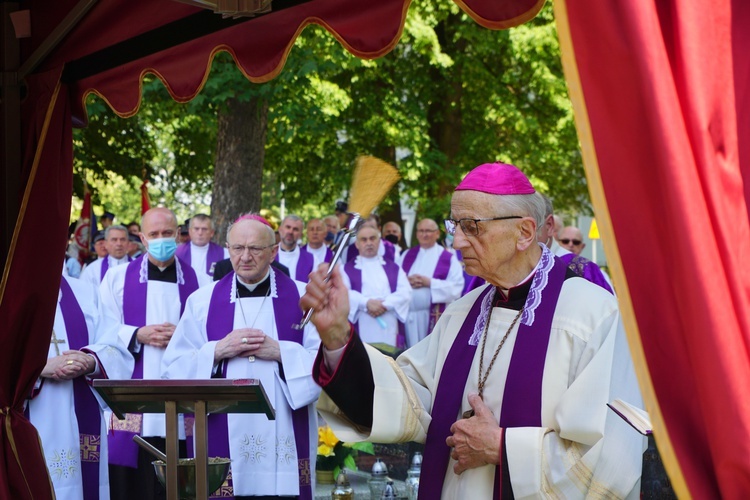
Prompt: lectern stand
<box><xmin>93</xmin><ymin>379</ymin><xmax>275</xmax><ymax>500</ymax></box>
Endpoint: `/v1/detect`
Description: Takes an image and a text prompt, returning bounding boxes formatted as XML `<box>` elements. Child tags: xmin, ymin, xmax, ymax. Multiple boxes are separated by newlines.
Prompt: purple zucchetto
<box><xmin>234</xmin><ymin>213</ymin><xmax>272</xmax><ymax>227</ymax></box>
<box><xmin>455</xmin><ymin>163</ymin><xmax>535</xmax><ymax>195</ymax></box>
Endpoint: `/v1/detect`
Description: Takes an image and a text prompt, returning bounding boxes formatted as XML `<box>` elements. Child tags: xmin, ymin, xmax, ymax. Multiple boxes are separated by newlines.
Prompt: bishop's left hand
<box><xmin>446</xmin><ymin>393</ymin><xmax>503</xmax><ymax>474</ymax></box>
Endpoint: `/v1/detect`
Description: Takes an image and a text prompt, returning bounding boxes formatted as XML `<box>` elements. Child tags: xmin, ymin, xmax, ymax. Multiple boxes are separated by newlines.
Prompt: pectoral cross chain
<box><xmin>50</xmin><ymin>330</ymin><xmax>67</xmax><ymax>356</ymax></box>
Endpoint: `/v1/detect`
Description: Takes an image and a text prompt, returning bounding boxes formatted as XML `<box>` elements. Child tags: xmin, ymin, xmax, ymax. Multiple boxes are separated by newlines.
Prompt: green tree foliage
<box><xmin>73</xmin><ymin>1</ymin><xmax>586</xmax><ymax>232</ymax></box>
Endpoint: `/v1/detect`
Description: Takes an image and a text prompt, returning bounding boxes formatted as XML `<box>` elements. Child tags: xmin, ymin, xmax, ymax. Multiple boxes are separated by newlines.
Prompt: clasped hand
<box><xmin>41</xmin><ymin>350</ymin><xmax>96</xmax><ymax>380</ymax></box>
<box><xmin>137</xmin><ymin>322</ymin><xmax>176</xmax><ymax>348</ymax></box>
<box><xmin>445</xmin><ymin>394</ymin><xmax>503</xmax><ymax>474</ymax></box>
<box><xmin>214</xmin><ymin>328</ymin><xmax>280</xmax><ymax>362</ymax></box>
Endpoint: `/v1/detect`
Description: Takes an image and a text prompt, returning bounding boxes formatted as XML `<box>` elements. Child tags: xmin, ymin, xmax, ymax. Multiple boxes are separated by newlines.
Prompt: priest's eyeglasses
<box><xmin>444</xmin><ymin>216</ymin><xmax>522</xmax><ymax>237</ymax></box>
<box><xmin>228</xmin><ymin>244</ymin><xmax>275</xmax><ymax>256</ymax></box>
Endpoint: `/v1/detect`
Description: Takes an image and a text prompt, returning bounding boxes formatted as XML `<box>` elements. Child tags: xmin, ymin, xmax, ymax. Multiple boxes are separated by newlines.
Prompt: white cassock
<box><xmin>319</xmin><ymin>278</ymin><xmax>645</xmax><ymax>499</ymax></box>
<box><xmin>397</xmin><ymin>245</ymin><xmax>464</xmax><ymax>347</ymax></box>
<box><xmin>79</xmin><ymin>255</ymin><xmax>130</xmax><ymax>290</ymax></box>
<box><xmin>187</xmin><ymin>242</ymin><xmax>229</xmax><ymax>287</ymax></box>
<box><xmin>341</xmin><ymin>255</ymin><xmax>412</xmax><ymax>347</ymax></box>
<box><xmin>161</xmin><ymin>272</ymin><xmax>321</xmax><ymax>497</ymax></box>
<box><xmin>98</xmin><ymin>262</ymin><xmax>186</xmax><ymax>439</ymax></box>
<box><xmin>277</xmin><ymin>245</ymin><xmax>302</xmax><ymax>280</ymax></box>
<box><xmin>27</xmin><ymin>276</ymin><xmax>134</xmax><ymax>500</ymax></box>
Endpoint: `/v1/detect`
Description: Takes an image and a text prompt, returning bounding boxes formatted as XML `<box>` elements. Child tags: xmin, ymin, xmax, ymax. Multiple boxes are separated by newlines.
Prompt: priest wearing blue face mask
<box><xmin>98</xmin><ymin>207</ymin><xmax>200</xmax><ymax>500</ymax></box>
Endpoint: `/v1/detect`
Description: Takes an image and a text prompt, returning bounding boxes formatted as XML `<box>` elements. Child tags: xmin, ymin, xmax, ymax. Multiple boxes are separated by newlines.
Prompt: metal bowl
<box><xmin>152</xmin><ymin>458</ymin><xmax>230</xmax><ymax>500</ymax></box>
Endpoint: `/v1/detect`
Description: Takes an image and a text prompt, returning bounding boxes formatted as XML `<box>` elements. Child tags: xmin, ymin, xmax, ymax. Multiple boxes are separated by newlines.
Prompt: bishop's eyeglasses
<box><xmin>228</xmin><ymin>244</ymin><xmax>275</xmax><ymax>256</ymax></box>
<box><xmin>444</xmin><ymin>216</ymin><xmax>522</xmax><ymax>237</ymax></box>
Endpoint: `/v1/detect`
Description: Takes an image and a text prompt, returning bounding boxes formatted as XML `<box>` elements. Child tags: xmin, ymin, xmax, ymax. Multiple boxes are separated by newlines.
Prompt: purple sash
<box><xmin>402</xmin><ymin>247</ymin><xmax>453</xmax><ymax>332</ymax></box>
<box><xmin>111</xmin><ymin>255</ymin><xmax>199</xmax><ymax>467</ymax></box>
<box><xmin>275</xmin><ymin>247</ymin><xmax>315</xmax><ymax>283</ymax></box>
<box><xmin>101</xmin><ymin>255</ymin><xmax>132</xmax><ymax>282</ymax></box>
<box><xmin>59</xmin><ymin>278</ymin><xmax>101</xmax><ymax>500</ymax></box>
<box><xmin>344</xmin><ymin>260</ymin><xmax>406</xmax><ymax>348</ymax></box>
<box><xmin>346</xmin><ymin>239</ymin><xmax>396</xmax><ymax>263</ymax></box>
<box><xmin>175</xmin><ymin>242</ymin><xmax>225</xmax><ymax>276</ymax></box>
<box><xmin>205</xmin><ymin>271</ymin><xmax>312</xmax><ymax>499</ymax></box>
<box><xmin>301</xmin><ymin>245</ymin><xmax>334</xmax><ymax>264</ymax></box>
<box><xmin>418</xmin><ymin>256</ymin><xmax>568</xmax><ymax>500</ymax></box>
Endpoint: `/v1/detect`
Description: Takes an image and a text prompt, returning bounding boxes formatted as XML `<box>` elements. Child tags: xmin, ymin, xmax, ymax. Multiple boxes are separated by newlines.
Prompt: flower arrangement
<box><xmin>317</xmin><ymin>425</ymin><xmax>374</xmax><ymax>478</ymax></box>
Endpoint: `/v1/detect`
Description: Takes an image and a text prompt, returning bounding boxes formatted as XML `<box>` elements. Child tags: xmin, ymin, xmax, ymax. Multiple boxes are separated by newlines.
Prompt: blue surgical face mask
<box><xmin>324</xmin><ymin>231</ymin><xmax>335</xmax><ymax>243</ymax></box>
<box><xmin>445</xmin><ymin>233</ymin><xmax>454</xmax><ymax>247</ymax></box>
<box><xmin>146</xmin><ymin>237</ymin><xmax>177</xmax><ymax>262</ymax></box>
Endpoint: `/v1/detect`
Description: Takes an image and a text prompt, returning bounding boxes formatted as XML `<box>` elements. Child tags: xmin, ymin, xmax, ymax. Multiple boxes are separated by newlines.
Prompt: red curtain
<box><xmin>0</xmin><ymin>68</ymin><xmax>71</xmax><ymax>499</ymax></box>
<box><xmin>556</xmin><ymin>0</ymin><xmax>750</xmax><ymax>497</ymax></box>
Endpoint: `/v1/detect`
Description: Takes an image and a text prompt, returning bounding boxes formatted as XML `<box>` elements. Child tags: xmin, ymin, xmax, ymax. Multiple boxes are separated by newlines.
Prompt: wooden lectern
<box><xmin>93</xmin><ymin>379</ymin><xmax>274</xmax><ymax>500</ymax></box>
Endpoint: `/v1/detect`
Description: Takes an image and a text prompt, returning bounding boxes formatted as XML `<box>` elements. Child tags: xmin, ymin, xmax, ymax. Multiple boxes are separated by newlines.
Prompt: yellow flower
<box><xmin>317</xmin><ymin>443</ymin><xmax>335</xmax><ymax>457</ymax></box>
<box><xmin>318</xmin><ymin>425</ymin><xmax>340</xmax><ymax>449</ymax></box>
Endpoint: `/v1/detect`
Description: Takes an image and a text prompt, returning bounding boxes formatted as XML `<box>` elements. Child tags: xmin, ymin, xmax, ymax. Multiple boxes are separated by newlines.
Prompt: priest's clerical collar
<box><xmin>147</xmin><ymin>260</ymin><xmax>177</xmax><ymax>283</ymax></box>
<box><xmin>236</xmin><ymin>270</ymin><xmax>271</xmax><ymax>297</ymax></box>
<box><xmin>494</xmin><ymin>278</ymin><xmax>533</xmax><ymax>311</ymax></box>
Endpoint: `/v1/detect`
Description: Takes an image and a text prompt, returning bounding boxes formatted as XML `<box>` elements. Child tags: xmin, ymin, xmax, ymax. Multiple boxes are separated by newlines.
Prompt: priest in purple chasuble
<box><xmin>174</xmin><ymin>213</ymin><xmax>229</xmax><ymax>287</ymax></box>
<box><xmin>276</xmin><ymin>214</ymin><xmax>316</xmax><ymax>282</ymax></box>
<box><xmin>301</xmin><ymin>218</ymin><xmax>334</xmax><ymax>270</ymax></box>
<box><xmin>27</xmin><ymin>275</ymin><xmax>134</xmax><ymax>500</ymax></box>
<box><xmin>98</xmin><ymin>207</ymin><xmax>199</xmax><ymax>500</ymax></box>
<box><xmin>302</xmin><ymin>163</ymin><xmax>645</xmax><ymax>499</ymax></box>
<box><xmin>340</xmin><ymin>225</ymin><xmax>411</xmax><ymax>349</ymax></box>
<box><xmin>162</xmin><ymin>214</ymin><xmax>321</xmax><ymax>499</ymax></box>
<box><xmin>397</xmin><ymin>218</ymin><xmax>464</xmax><ymax>348</ymax></box>
<box><xmin>79</xmin><ymin>225</ymin><xmax>131</xmax><ymax>290</ymax></box>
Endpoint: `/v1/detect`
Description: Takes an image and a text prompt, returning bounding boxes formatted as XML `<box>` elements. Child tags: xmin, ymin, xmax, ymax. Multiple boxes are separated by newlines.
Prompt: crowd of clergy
<box><xmin>40</xmin><ymin>168</ymin><xmax>625</xmax><ymax>500</ymax></box>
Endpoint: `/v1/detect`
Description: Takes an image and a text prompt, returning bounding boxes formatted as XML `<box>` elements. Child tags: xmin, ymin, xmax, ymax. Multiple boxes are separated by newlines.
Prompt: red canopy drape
<box><xmin>0</xmin><ymin>1</ymin><xmax>543</xmax><ymax>497</ymax></box>
<box><xmin>556</xmin><ymin>0</ymin><xmax>750</xmax><ymax>497</ymax></box>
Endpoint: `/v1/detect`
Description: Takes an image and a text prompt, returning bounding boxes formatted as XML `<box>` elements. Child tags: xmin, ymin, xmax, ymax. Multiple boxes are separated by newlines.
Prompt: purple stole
<box><xmin>100</xmin><ymin>255</ymin><xmax>132</xmax><ymax>282</ymax></box>
<box><xmin>401</xmin><ymin>247</ymin><xmax>453</xmax><ymax>331</ymax></box>
<box><xmin>109</xmin><ymin>255</ymin><xmax>199</xmax><ymax>467</ymax></box>
<box><xmin>301</xmin><ymin>244</ymin><xmax>333</xmax><ymax>264</ymax></box>
<box><xmin>205</xmin><ymin>271</ymin><xmax>312</xmax><ymax>500</ymax></box>
<box><xmin>418</xmin><ymin>256</ymin><xmax>568</xmax><ymax>500</ymax></box>
<box><xmin>345</xmin><ymin>239</ymin><xmax>396</xmax><ymax>263</ymax></box>
<box><xmin>344</xmin><ymin>259</ymin><xmax>406</xmax><ymax>348</ymax></box>
<box><xmin>59</xmin><ymin>278</ymin><xmax>102</xmax><ymax>500</ymax></box>
<box><xmin>559</xmin><ymin>253</ymin><xmax>614</xmax><ymax>294</ymax></box>
<box><xmin>275</xmin><ymin>247</ymin><xmax>315</xmax><ymax>283</ymax></box>
<box><xmin>175</xmin><ymin>241</ymin><xmax>225</xmax><ymax>277</ymax></box>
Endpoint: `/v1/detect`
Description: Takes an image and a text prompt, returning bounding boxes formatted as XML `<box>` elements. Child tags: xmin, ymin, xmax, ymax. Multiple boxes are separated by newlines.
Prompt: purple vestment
<box><xmin>205</xmin><ymin>270</ymin><xmax>312</xmax><ymax>500</ymax></box>
<box><xmin>559</xmin><ymin>253</ymin><xmax>614</xmax><ymax>294</ymax></box>
<box><xmin>109</xmin><ymin>255</ymin><xmax>199</xmax><ymax>468</ymax></box>
<box><xmin>344</xmin><ymin>259</ymin><xmax>406</xmax><ymax>348</ymax></box>
<box><xmin>401</xmin><ymin>246</ymin><xmax>453</xmax><ymax>332</ymax></box>
<box><xmin>419</xmin><ymin>250</ymin><xmax>568</xmax><ymax>500</ymax></box>
<box><xmin>175</xmin><ymin>241</ymin><xmax>225</xmax><ymax>277</ymax></box>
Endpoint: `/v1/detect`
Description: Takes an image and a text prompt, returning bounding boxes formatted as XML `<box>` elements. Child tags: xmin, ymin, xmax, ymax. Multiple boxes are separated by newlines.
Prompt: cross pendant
<box><xmin>50</xmin><ymin>330</ymin><xmax>67</xmax><ymax>356</ymax></box>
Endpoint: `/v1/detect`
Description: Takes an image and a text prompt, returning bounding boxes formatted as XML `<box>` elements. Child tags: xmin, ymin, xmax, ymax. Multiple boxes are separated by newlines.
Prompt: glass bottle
<box><xmin>368</xmin><ymin>457</ymin><xmax>388</xmax><ymax>499</ymax></box>
<box><xmin>405</xmin><ymin>451</ymin><xmax>422</xmax><ymax>500</ymax></box>
<box><xmin>331</xmin><ymin>470</ymin><xmax>354</xmax><ymax>500</ymax></box>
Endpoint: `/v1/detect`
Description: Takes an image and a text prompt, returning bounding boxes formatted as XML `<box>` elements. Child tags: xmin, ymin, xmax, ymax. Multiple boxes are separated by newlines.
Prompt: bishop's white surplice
<box><xmin>319</xmin><ymin>277</ymin><xmax>645</xmax><ymax>499</ymax></box>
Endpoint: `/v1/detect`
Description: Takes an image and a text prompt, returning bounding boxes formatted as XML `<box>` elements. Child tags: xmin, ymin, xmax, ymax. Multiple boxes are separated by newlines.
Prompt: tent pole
<box><xmin>17</xmin><ymin>0</ymin><xmax>98</xmax><ymax>79</ymax></box>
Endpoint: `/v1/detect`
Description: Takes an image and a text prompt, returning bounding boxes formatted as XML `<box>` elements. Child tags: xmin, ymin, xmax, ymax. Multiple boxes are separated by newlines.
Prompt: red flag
<box><xmin>71</xmin><ymin>185</ymin><xmax>93</xmax><ymax>265</ymax></box>
<box><xmin>140</xmin><ymin>179</ymin><xmax>150</xmax><ymax>215</ymax></box>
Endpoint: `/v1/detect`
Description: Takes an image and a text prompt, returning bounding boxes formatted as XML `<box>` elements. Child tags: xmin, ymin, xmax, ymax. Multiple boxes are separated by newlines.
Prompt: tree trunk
<box><xmin>211</xmin><ymin>96</ymin><xmax>269</xmax><ymax>244</ymax></box>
